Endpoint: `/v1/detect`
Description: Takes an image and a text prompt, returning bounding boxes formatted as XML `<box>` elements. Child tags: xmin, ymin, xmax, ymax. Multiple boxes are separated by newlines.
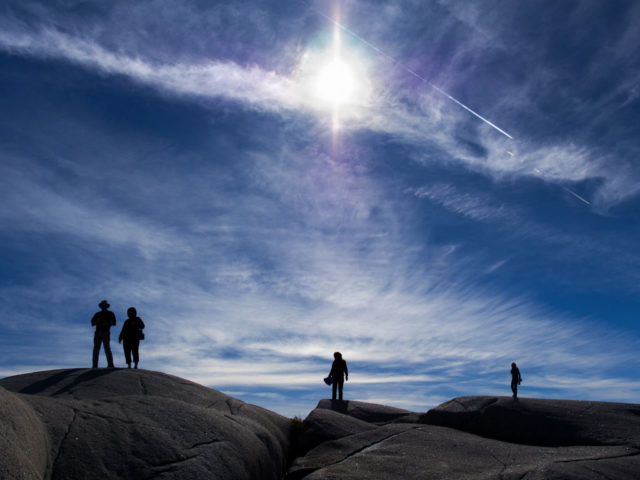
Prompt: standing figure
<box><xmin>91</xmin><ymin>300</ymin><xmax>116</xmax><ymax>368</ymax></box>
<box><xmin>511</xmin><ymin>362</ymin><xmax>522</xmax><ymax>398</ymax></box>
<box><xmin>329</xmin><ymin>352</ymin><xmax>349</xmax><ymax>401</ymax></box>
<box><xmin>118</xmin><ymin>307</ymin><xmax>145</xmax><ymax>369</ymax></box>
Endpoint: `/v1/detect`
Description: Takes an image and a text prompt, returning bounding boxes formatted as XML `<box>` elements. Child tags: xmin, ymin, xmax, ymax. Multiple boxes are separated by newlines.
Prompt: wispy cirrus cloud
<box><xmin>1</xmin><ymin>0</ymin><xmax>640</xmax><ymax>420</ymax></box>
<box><xmin>1</xmin><ymin>7</ymin><xmax>638</xmax><ymax>210</ymax></box>
<box><xmin>2</xmin><ymin>132</ymin><xmax>637</xmax><ymax>416</ymax></box>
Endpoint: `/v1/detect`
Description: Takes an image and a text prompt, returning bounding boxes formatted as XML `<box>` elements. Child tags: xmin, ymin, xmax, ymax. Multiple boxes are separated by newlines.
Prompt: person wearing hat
<box><xmin>91</xmin><ymin>300</ymin><xmax>116</xmax><ymax>368</ymax></box>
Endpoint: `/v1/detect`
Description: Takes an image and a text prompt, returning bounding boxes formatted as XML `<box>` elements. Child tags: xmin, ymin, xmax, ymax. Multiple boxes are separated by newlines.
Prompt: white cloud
<box><xmin>1</xmin><ymin>20</ymin><xmax>637</xmax><ymax>211</ymax></box>
<box><xmin>1</xmin><ymin>3</ymin><xmax>639</xmax><ymax>418</ymax></box>
<box><xmin>0</xmin><ymin>161</ymin><xmax>188</xmax><ymax>259</ymax></box>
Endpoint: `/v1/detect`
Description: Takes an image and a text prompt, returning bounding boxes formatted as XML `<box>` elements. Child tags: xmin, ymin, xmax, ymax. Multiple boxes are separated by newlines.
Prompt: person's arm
<box><xmin>344</xmin><ymin>361</ymin><xmax>348</xmax><ymax>381</ymax></box>
<box><xmin>118</xmin><ymin>321</ymin><xmax>125</xmax><ymax>343</ymax></box>
<box><xmin>91</xmin><ymin>313</ymin><xmax>97</xmax><ymax>326</ymax></box>
<box><xmin>139</xmin><ymin>318</ymin><xmax>145</xmax><ymax>329</ymax></box>
<box><xmin>110</xmin><ymin>311</ymin><xmax>116</xmax><ymax>326</ymax></box>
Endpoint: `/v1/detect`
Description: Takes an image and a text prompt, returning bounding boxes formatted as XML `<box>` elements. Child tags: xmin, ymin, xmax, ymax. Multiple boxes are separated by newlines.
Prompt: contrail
<box><xmin>534</xmin><ymin>168</ymin><xmax>591</xmax><ymax>206</ymax></box>
<box><xmin>561</xmin><ymin>186</ymin><xmax>591</xmax><ymax>205</ymax></box>
<box><xmin>319</xmin><ymin>13</ymin><xmax>514</xmax><ymax>139</ymax></box>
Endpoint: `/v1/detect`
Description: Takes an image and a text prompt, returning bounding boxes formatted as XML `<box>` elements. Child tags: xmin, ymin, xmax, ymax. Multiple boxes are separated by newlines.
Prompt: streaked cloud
<box><xmin>1</xmin><ymin>0</ymin><xmax>639</xmax><ymax>419</ymax></box>
<box><xmin>1</xmin><ymin>8</ymin><xmax>638</xmax><ymax>209</ymax></box>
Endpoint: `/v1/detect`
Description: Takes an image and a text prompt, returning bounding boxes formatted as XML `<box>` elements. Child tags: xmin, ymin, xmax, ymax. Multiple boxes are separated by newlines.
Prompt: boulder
<box><xmin>288</xmin><ymin>396</ymin><xmax>640</xmax><ymax>480</ymax></box>
<box><xmin>295</xmin><ymin>406</ymin><xmax>376</xmax><ymax>456</ymax></box>
<box><xmin>292</xmin><ymin>423</ymin><xmax>640</xmax><ymax>480</ymax></box>
<box><xmin>0</xmin><ymin>368</ymin><xmax>291</xmax><ymax>480</ymax></box>
<box><xmin>0</xmin><ymin>387</ymin><xmax>48</xmax><ymax>480</ymax></box>
<box><xmin>420</xmin><ymin>396</ymin><xmax>640</xmax><ymax>447</ymax></box>
<box><xmin>315</xmin><ymin>399</ymin><xmax>413</xmax><ymax>424</ymax></box>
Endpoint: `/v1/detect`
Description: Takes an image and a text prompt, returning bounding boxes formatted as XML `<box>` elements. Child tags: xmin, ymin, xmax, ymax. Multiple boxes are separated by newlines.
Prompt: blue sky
<box><xmin>1</xmin><ymin>0</ymin><xmax>639</xmax><ymax>417</ymax></box>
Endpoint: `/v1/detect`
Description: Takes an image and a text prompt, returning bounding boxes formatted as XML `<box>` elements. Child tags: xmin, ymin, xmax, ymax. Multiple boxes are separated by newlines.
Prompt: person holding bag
<box><xmin>118</xmin><ymin>307</ymin><xmax>145</xmax><ymax>369</ymax></box>
<box><xmin>328</xmin><ymin>352</ymin><xmax>349</xmax><ymax>401</ymax></box>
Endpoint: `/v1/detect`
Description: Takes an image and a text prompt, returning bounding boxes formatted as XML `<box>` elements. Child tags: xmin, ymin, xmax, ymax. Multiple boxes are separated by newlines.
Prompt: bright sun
<box><xmin>315</xmin><ymin>58</ymin><xmax>356</xmax><ymax>106</ymax></box>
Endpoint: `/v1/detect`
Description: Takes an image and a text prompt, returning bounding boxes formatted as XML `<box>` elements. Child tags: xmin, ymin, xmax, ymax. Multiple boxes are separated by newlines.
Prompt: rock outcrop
<box><xmin>421</xmin><ymin>395</ymin><xmax>640</xmax><ymax>447</ymax></box>
<box><xmin>3</xmin><ymin>370</ymin><xmax>640</xmax><ymax>480</ymax></box>
<box><xmin>0</xmin><ymin>386</ymin><xmax>48</xmax><ymax>480</ymax></box>
<box><xmin>0</xmin><ymin>368</ymin><xmax>291</xmax><ymax>480</ymax></box>
<box><xmin>288</xmin><ymin>397</ymin><xmax>640</xmax><ymax>479</ymax></box>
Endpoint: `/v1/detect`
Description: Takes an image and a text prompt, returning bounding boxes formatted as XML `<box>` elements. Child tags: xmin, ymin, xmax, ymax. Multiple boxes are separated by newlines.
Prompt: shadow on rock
<box><xmin>420</xmin><ymin>396</ymin><xmax>640</xmax><ymax>447</ymax></box>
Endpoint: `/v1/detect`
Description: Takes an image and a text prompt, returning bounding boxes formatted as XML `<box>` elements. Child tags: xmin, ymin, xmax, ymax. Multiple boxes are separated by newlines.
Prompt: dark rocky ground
<box><xmin>289</xmin><ymin>397</ymin><xmax>640</xmax><ymax>479</ymax></box>
<box><xmin>2</xmin><ymin>369</ymin><xmax>640</xmax><ymax>479</ymax></box>
<box><xmin>0</xmin><ymin>369</ymin><xmax>290</xmax><ymax>480</ymax></box>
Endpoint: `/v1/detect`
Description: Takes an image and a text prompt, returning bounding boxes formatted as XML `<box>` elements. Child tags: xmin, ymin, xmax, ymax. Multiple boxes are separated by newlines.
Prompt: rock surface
<box><xmin>288</xmin><ymin>397</ymin><xmax>640</xmax><ymax>479</ymax></box>
<box><xmin>4</xmin><ymin>370</ymin><xmax>640</xmax><ymax>480</ymax></box>
<box><xmin>0</xmin><ymin>368</ymin><xmax>291</xmax><ymax>480</ymax></box>
<box><xmin>315</xmin><ymin>399</ymin><xmax>413</xmax><ymax>424</ymax></box>
<box><xmin>421</xmin><ymin>395</ymin><xmax>640</xmax><ymax>447</ymax></box>
<box><xmin>0</xmin><ymin>386</ymin><xmax>48</xmax><ymax>480</ymax></box>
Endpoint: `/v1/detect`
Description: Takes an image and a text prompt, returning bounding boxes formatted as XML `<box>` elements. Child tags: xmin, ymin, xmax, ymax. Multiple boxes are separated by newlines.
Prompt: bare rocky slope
<box><xmin>2</xmin><ymin>369</ymin><xmax>640</xmax><ymax>480</ymax></box>
<box><xmin>0</xmin><ymin>368</ymin><xmax>291</xmax><ymax>480</ymax></box>
<box><xmin>289</xmin><ymin>397</ymin><xmax>640</xmax><ymax>479</ymax></box>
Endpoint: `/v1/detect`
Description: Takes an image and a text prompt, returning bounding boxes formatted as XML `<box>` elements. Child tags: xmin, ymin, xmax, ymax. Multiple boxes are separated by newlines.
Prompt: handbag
<box><xmin>323</xmin><ymin>376</ymin><xmax>333</xmax><ymax>385</ymax></box>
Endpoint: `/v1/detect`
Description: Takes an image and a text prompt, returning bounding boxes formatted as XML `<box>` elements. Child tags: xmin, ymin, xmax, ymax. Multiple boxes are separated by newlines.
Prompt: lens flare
<box><xmin>315</xmin><ymin>58</ymin><xmax>355</xmax><ymax>105</ymax></box>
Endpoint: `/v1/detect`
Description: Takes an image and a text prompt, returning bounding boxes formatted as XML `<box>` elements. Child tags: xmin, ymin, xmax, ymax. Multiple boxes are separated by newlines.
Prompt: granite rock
<box><xmin>288</xmin><ymin>396</ymin><xmax>640</xmax><ymax>480</ymax></box>
<box><xmin>0</xmin><ymin>368</ymin><xmax>291</xmax><ymax>480</ymax></box>
<box><xmin>420</xmin><ymin>395</ymin><xmax>640</xmax><ymax>447</ymax></box>
<box><xmin>0</xmin><ymin>386</ymin><xmax>48</xmax><ymax>480</ymax></box>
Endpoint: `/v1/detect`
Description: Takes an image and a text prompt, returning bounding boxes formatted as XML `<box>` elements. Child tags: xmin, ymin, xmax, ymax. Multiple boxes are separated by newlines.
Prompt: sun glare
<box><xmin>315</xmin><ymin>58</ymin><xmax>355</xmax><ymax>106</ymax></box>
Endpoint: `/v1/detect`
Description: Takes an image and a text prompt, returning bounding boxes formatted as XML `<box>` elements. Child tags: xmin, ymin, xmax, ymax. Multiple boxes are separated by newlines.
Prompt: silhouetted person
<box><xmin>118</xmin><ymin>307</ymin><xmax>145</xmax><ymax>369</ymax></box>
<box><xmin>91</xmin><ymin>300</ymin><xmax>116</xmax><ymax>368</ymax></box>
<box><xmin>329</xmin><ymin>352</ymin><xmax>348</xmax><ymax>401</ymax></box>
<box><xmin>511</xmin><ymin>362</ymin><xmax>522</xmax><ymax>398</ymax></box>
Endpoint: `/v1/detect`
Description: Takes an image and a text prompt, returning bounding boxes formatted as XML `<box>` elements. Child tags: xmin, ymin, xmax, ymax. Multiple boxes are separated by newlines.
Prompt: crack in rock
<box><xmin>187</xmin><ymin>439</ymin><xmax>225</xmax><ymax>450</ymax></box>
<box><xmin>51</xmin><ymin>408</ymin><xmax>78</xmax><ymax>480</ymax></box>
<box><xmin>226</xmin><ymin>398</ymin><xmax>240</xmax><ymax>415</ymax></box>
<box><xmin>326</xmin><ymin>427</ymin><xmax>420</xmax><ymax>469</ymax></box>
<box><xmin>147</xmin><ymin>453</ymin><xmax>200</xmax><ymax>474</ymax></box>
<box><xmin>224</xmin><ymin>413</ymin><xmax>246</xmax><ymax>427</ymax></box>
<box><xmin>488</xmin><ymin>452</ymin><xmax>508</xmax><ymax>480</ymax></box>
<box><xmin>553</xmin><ymin>449</ymin><xmax>640</xmax><ymax>464</ymax></box>
<box><xmin>73</xmin><ymin>408</ymin><xmax>206</xmax><ymax>436</ymax></box>
<box><xmin>581</xmin><ymin>465</ymin><xmax>617</xmax><ymax>480</ymax></box>
<box><xmin>451</xmin><ymin>399</ymin><xmax>469</xmax><ymax>411</ymax></box>
<box><xmin>517</xmin><ymin>471</ymin><xmax>531</xmax><ymax>480</ymax></box>
<box><xmin>137</xmin><ymin>375</ymin><xmax>148</xmax><ymax>396</ymax></box>
<box><xmin>287</xmin><ymin>427</ymin><xmax>420</xmax><ymax>479</ymax></box>
<box><xmin>513</xmin><ymin>449</ymin><xmax>640</xmax><ymax>480</ymax></box>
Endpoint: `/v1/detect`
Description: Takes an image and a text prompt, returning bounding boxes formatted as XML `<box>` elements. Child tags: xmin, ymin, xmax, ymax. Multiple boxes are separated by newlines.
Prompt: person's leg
<box><xmin>92</xmin><ymin>333</ymin><xmax>101</xmax><ymax>368</ymax></box>
<box><xmin>332</xmin><ymin>379</ymin><xmax>337</xmax><ymax>400</ymax></box>
<box><xmin>123</xmin><ymin>341</ymin><xmax>132</xmax><ymax>367</ymax></box>
<box><xmin>132</xmin><ymin>340</ymin><xmax>140</xmax><ymax>368</ymax></box>
<box><xmin>338</xmin><ymin>378</ymin><xmax>344</xmax><ymax>400</ymax></box>
<box><xmin>104</xmin><ymin>332</ymin><xmax>114</xmax><ymax>367</ymax></box>
<box><xmin>511</xmin><ymin>380</ymin><xmax>517</xmax><ymax>398</ymax></box>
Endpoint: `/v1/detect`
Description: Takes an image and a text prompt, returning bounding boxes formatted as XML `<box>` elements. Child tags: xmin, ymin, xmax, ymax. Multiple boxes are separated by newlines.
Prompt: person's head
<box><xmin>98</xmin><ymin>300</ymin><xmax>110</xmax><ymax>310</ymax></box>
<box><xmin>334</xmin><ymin>352</ymin><xmax>342</xmax><ymax>360</ymax></box>
<box><xmin>511</xmin><ymin>362</ymin><xmax>517</xmax><ymax>368</ymax></box>
<box><xmin>127</xmin><ymin>307</ymin><xmax>137</xmax><ymax>319</ymax></box>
